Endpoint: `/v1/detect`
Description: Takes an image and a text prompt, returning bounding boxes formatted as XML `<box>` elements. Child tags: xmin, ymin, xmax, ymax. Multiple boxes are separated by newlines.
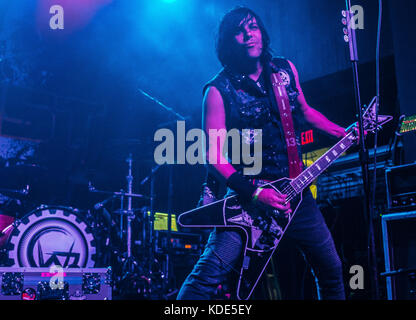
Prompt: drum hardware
<box><xmin>88</xmin><ymin>182</ymin><xmax>149</xmax><ymax>244</ymax></box>
<box><xmin>0</xmin><ymin>224</ymin><xmax>14</xmax><ymax>238</ymax></box>
<box><xmin>0</xmin><ymin>218</ymin><xmax>16</xmax><ymax>252</ymax></box>
<box><xmin>88</xmin><ymin>185</ymin><xmax>149</xmax><ymax>201</ymax></box>
<box><xmin>88</xmin><ymin>154</ymin><xmax>168</xmax><ymax>298</ymax></box>
<box><xmin>0</xmin><ymin>185</ymin><xmax>29</xmax><ymax>197</ymax></box>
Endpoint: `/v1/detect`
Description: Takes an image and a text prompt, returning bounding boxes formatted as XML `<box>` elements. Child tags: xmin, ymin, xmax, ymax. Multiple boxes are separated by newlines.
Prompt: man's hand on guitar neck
<box><xmin>345</xmin><ymin>122</ymin><xmax>368</xmax><ymax>143</ymax></box>
<box><xmin>255</xmin><ymin>188</ymin><xmax>292</xmax><ymax>215</ymax></box>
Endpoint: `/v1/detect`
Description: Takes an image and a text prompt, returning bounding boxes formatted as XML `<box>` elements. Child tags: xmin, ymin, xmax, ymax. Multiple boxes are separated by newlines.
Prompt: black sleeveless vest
<box><xmin>203</xmin><ymin>57</ymin><xmax>306</xmax><ymax>180</ymax></box>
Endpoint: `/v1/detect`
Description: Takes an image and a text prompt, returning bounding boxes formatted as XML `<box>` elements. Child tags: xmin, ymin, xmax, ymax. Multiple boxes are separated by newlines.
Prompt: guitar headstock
<box><xmin>362</xmin><ymin>97</ymin><xmax>393</xmax><ymax>133</ymax></box>
<box><xmin>346</xmin><ymin>96</ymin><xmax>393</xmax><ymax>134</ymax></box>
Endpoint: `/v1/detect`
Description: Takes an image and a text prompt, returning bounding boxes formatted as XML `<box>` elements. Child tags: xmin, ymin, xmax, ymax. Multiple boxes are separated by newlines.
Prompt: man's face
<box><xmin>233</xmin><ymin>16</ymin><xmax>263</xmax><ymax>60</ymax></box>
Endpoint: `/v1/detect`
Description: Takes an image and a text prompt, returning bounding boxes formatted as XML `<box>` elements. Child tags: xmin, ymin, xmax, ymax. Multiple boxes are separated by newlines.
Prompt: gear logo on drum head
<box><xmin>7</xmin><ymin>207</ymin><xmax>97</xmax><ymax>268</ymax></box>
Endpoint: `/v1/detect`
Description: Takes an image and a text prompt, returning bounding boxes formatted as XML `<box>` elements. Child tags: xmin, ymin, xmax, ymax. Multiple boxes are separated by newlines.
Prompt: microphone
<box><xmin>140</xmin><ymin>165</ymin><xmax>161</xmax><ymax>185</ymax></box>
<box><xmin>94</xmin><ymin>196</ymin><xmax>115</xmax><ymax>210</ymax></box>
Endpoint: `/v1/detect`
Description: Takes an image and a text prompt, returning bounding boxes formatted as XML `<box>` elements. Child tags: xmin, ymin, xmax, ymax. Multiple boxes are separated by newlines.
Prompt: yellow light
<box><xmin>147</xmin><ymin>211</ymin><xmax>178</xmax><ymax>232</ymax></box>
<box><xmin>303</xmin><ymin>159</ymin><xmax>318</xmax><ymax>200</ymax></box>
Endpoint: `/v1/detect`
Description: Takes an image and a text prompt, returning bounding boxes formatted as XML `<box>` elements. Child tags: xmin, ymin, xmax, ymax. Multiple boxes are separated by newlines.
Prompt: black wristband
<box><xmin>226</xmin><ymin>172</ymin><xmax>257</xmax><ymax>202</ymax></box>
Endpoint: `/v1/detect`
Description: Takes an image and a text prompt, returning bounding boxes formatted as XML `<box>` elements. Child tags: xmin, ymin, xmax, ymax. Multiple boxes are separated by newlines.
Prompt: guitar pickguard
<box><xmin>223</xmin><ymin>197</ymin><xmax>278</xmax><ymax>251</ymax></box>
<box><xmin>222</xmin><ymin>178</ymin><xmax>303</xmax><ymax>300</ymax></box>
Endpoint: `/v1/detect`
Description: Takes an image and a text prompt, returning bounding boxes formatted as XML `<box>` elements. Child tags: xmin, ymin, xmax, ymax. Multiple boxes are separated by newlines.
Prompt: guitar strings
<box><xmin>260</xmin><ymin>167</ymin><xmax>318</xmax><ymax>204</ymax></box>
<box><xmin>280</xmin><ymin>142</ymin><xmax>352</xmax><ymax>202</ymax></box>
<box><xmin>256</xmin><ymin>135</ymin><xmax>355</xmax><ymax>204</ymax></box>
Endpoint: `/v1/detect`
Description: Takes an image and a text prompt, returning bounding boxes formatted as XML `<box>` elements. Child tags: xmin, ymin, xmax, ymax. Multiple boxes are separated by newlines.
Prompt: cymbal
<box><xmin>0</xmin><ymin>186</ymin><xmax>29</xmax><ymax>199</ymax></box>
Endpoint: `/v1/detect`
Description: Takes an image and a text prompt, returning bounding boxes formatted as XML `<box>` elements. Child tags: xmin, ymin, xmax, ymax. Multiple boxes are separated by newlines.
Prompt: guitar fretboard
<box><xmin>289</xmin><ymin>132</ymin><xmax>357</xmax><ymax>197</ymax></box>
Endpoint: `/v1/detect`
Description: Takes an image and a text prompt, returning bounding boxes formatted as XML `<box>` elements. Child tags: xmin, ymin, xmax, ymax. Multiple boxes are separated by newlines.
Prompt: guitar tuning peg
<box><xmin>344</xmin><ymin>35</ymin><xmax>349</xmax><ymax>43</ymax></box>
<box><xmin>342</xmin><ymin>18</ymin><xmax>347</xmax><ymax>25</ymax></box>
<box><xmin>341</xmin><ymin>10</ymin><xmax>347</xmax><ymax>18</ymax></box>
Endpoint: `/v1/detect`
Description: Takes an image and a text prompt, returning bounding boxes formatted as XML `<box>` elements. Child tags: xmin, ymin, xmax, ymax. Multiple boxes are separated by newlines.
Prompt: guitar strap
<box><xmin>270</xmin><ymin>72</ymin><xmax>303</xmax><ymax>178</ymax></box>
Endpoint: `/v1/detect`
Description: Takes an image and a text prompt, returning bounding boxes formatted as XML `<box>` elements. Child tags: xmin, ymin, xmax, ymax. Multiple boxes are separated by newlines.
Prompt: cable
<box><xmin>369</xmin><ymin>0</ymin><xmax>383</xmax><ymax>301</ymax></box>
<box><xmin>371</xmin><ymin>0</ymin><xmax>382</xmax><ymax>216</ymax></box>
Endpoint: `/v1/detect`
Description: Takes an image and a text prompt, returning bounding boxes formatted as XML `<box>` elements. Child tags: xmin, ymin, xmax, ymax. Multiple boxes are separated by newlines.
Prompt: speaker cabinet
<box><xmin>381</xmin><ymin>211</ymin><xmax>416</xmax><ymax>300</ymax></box>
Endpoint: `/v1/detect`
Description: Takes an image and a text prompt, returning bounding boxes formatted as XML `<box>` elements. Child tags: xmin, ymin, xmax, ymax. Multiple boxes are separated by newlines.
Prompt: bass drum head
<box><xmin>6</xmin><ymin>206</ymin><xmax>96</xmax><ymax>268</ymax></box>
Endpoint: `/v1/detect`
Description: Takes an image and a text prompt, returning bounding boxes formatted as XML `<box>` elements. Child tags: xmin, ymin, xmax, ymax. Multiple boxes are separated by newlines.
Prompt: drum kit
<box><xmin>0</xmin><ymin>153</ymin><xmax>176</xmax><ymax>299</ymax></box>
<box><xmin>0</xmin><ymin>89</ymin><xmax>191</xmax><ymax>299</ymax></box>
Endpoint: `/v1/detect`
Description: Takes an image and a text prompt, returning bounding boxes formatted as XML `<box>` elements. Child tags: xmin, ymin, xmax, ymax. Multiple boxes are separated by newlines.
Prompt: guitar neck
<box><xmin>290</xmin><ymin>131</ymin><xmax>357</xmax><ymax>194</ymax></box>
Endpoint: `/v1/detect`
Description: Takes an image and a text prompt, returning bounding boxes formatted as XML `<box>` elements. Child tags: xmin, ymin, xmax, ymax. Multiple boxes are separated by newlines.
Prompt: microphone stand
<box><xmin>139</xmin><ymin>164</ymin><xmax>160</xmax><ymax>291</ymax></box>
<box><xmin>140</xmin><ymin>165</ymin><xmax>161</xmax><ymax>254</ymax></box>
<box><xmin>138</xmin><ymin>88</ymin><xmax>189</xmax><ymax>297</ymax></box>
<box><xmin>344</xmin><ymin>0</ymin><xmax>379</xmax><ymax>299</ymax></box>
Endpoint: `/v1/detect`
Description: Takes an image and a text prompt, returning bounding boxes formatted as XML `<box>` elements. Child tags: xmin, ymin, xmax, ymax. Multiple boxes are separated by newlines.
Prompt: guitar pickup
<box><xmin>269</xmin><ymin>223</ymin><xmax>283</xmax><ymax>238</ymax></box>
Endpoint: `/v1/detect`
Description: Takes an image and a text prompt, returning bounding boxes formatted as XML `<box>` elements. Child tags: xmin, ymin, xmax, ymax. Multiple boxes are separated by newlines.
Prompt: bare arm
<box><xmin>203</xmin><ymin>86</ymin><xmax>236</xmax><ymax>180</ymax></box>
<box><xmin>287</xmin><ymin>60</ymin><xmax>346</xmax><ymax>139</ymax></box>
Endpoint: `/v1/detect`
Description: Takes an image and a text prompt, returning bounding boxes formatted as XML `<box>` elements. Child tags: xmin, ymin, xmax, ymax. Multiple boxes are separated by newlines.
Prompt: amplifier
<box><xmin>381</xmin><ymin>211</ymin><xmax>416</xmax><ymax>300</ymax></box>
<box><xmin>0</xmin><ymin>267</ymin><xmax>112</xmax><ymax>300</ymax></box>
<box><xmin>147</xmin><ymin>211</ymin><xmax>178</xmax><ymax>232</ymax></box>
<box><xmin>155</xmin><ymin>231</ymin><xmax>202</xmax><ymax>256</ymax></box>
<box><xmin>385</xmin><ymin>163</ymin><xmax>416</xmax><ymax>212</ymax></box>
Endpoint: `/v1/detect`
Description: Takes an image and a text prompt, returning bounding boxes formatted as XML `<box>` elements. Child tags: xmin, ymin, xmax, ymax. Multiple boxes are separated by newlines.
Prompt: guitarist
<box><xmin>177</xmin><ymin>6</ymin><xmax>347</xmax><ymax>300</ymax></box>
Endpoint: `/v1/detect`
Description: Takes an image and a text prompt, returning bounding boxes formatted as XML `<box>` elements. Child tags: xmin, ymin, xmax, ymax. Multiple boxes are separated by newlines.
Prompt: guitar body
<box><xmin>178</xmin><ymin>177</ymin><xmax>303</xmax><ymax>300</ymax></box>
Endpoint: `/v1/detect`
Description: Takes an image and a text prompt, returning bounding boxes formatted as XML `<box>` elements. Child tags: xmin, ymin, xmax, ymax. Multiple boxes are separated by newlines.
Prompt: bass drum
<box><xmin>6</xmin><ymin>206</ymin><xmax>97</xmax><ymax>268</ymax></box>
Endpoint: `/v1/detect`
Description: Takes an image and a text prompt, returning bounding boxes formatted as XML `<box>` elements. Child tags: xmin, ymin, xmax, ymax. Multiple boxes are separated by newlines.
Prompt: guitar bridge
<box><xmin>269</xmin><ymin>222</ymin><xmax>283</xmax><ymax>239</ymax></box>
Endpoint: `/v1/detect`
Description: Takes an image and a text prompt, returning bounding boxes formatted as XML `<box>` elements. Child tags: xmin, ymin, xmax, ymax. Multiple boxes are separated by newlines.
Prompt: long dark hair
<box><xmin>216</xmin><ymin>6</ymin><xmax>272</xmax><ymax>72</ymax></box>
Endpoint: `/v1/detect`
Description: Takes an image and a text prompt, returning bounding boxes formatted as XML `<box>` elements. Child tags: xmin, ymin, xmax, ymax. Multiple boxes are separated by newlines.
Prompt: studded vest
<box><xmin>203</xmin><ymin>57</ymin><xmax>306</xmax><ymax>180</ymax></box>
